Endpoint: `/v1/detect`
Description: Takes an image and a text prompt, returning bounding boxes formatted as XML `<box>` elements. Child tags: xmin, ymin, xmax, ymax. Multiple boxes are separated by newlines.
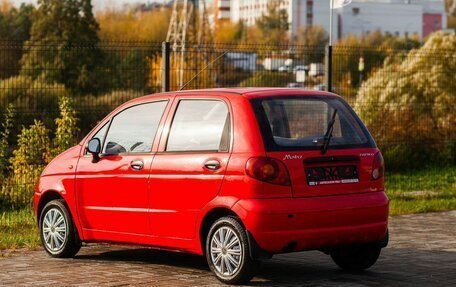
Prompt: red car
<box><xmin>34</xmin><ymin>88</ymin><xmax>388</xmax><ymax>284</ymax></box>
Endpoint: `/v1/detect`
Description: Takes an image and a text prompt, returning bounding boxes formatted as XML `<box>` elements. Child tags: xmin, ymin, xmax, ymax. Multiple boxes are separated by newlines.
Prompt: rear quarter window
<box><xmin>166</xmin><ymin>100</ymin><xmax>230</xmax><ymax>152</ymax></box>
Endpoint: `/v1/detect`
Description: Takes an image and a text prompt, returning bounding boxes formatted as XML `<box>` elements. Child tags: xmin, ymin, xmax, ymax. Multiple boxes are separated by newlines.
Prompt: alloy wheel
<box><xmin>210</xmin><ymin>226</ymin><xmax>243</xmax><ymax>277</ymax></box>
<box><xmin>42</xmin><ymin>208</ymin><xmax>68</xmax><ymax>253</ymax></box>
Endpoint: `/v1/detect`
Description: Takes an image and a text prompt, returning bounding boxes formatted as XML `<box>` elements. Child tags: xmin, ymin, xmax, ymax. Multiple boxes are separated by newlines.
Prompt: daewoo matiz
<box><xmin>34</xmin><ymin>88</ymin><xmax>388</xmax><ymax>284</ymax></box>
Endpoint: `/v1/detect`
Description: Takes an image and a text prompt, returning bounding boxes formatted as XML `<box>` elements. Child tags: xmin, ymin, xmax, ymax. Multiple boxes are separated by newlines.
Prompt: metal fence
<box><xmin>0</xmin><ymin>40</ymin><xmax>454</xmax><ymax>211</ymax></box>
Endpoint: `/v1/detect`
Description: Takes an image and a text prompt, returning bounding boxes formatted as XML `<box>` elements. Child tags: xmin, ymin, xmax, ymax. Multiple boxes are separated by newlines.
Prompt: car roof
<box><xmin>133</xmin><ymin>88</ymin><xmax>340</xmax><ymax>103</ymax></box>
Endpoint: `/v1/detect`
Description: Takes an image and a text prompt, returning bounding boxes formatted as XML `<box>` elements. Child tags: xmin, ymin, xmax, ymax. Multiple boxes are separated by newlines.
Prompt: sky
<box><xmin>10</xmin><ymin>0</ymin><xmax>165</xmax><ymax>11</ymax></box>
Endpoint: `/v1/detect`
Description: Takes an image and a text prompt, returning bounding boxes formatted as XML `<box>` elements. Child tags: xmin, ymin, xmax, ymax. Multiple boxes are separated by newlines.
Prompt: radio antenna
<box><xmin>179</xmin><ymin>51</ymin><xmax>228</xmax><ymax>91</ymax></box>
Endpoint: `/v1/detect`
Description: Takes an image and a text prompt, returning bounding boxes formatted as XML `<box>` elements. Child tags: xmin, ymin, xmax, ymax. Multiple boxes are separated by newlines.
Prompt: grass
<box><xmin>0</xmin><ymin>207</ymin><xmax>40</xmax><ymax>252</ymax></box>
<box><xmin>386</xmin><ymin>167</ymin><xmax>456</xmax><ymax>215</ymax></box>
<box><xmin>0</xmin><ymin>167</ymin><xmax>454</xmax><ymax>250</ymax></box>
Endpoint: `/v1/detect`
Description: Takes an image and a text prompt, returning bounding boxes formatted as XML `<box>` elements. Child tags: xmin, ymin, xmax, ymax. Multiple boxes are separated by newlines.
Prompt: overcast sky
<box><xmin>11</xmin><ymin>0</ymin><xmax>164</xmax><ymax>11</ymax></box>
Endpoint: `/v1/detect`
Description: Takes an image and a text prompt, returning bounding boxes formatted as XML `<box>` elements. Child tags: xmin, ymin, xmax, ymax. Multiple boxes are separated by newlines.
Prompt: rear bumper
<box><xmin>232</xmin><ymin>191</ymin><xmax>389</xmax><ymax>254</ymax></box>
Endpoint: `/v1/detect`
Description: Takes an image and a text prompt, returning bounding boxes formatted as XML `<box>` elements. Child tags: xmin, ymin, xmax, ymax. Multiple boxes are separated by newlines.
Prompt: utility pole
<box><xmin>327</xmin><ymin>0</ymin><xmax>352</xmax><ymax>93</ymax></box>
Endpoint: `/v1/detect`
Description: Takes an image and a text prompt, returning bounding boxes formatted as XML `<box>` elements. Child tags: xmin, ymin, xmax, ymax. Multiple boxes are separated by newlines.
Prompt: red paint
<box><xmin>34</xmin><ymin>88</ymin><xmax>388</xmax><ymax>256</ymax></box>
<box><xmin>423</xmin><ymin>13</ymin><xmax>442</xmax><ymax>38</ymax></box>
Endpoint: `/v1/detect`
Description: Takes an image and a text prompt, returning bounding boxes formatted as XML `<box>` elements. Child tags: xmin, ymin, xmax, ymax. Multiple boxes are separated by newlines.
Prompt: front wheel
<box><xmin>206</xmin><ymin>217</ymin><xmax>260</xmax><ymax>284</ymax></box>
<box><xmin>330</xmin><ymin>244</ymin><xmax>381</xmax><ymax>271</ymax></box>
<box><xmin>39</xmin><ymin>199</ymin><xmax>81</xmax><ymax>258</ymax></box>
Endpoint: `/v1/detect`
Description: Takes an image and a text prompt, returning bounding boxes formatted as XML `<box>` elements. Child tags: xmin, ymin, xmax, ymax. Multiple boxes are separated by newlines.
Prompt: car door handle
<box><xmin>130</xmin><ymin>160</ymin><xmax>144</xmax><ymax>171</ymax></box>
<box><xmin>204</xmin><ymin>160</ymin><xmax>221</xmax><ymax>170</ymax></box>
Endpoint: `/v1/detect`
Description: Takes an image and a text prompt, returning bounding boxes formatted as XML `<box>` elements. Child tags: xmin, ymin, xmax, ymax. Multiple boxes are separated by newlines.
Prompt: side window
<box><xmin>102</xmin><ymin>101</ymin><xmax>168</xmax><ymax>154</ymax></box>
<box><xmin>166</xmin><ymin>100</ymin><xmax>230</xmax><ymax>152</ymax></box>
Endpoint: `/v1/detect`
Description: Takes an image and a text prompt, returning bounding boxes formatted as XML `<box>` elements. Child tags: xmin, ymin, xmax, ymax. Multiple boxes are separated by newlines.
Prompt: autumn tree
<box><xmin>296</xmin><ymin>25</ymin><xmax>328</xmax><ymax>47</ymax></box>
<box><xmin>0</xmin><ymin>3</ymin><xmax>34</xmax><ymax>78</ymax></box>
<box><xmin>255</xmin><ymin>0</ymin><xmax>289</xmax><ymax>45</ymax></box>
<box><xmin>97</xmin><ymin>7</ymin><xmax>171</xmax><ymax>42</ymax></box>
<box><xmin>333</xmin><ymin>30</ymin><xmax>421</xmax><ymax>95</ymax></box>
<box><xmin>20</xmin><ymin>0</ymin><xmax>104</xmax><ymax>94</ymax></box>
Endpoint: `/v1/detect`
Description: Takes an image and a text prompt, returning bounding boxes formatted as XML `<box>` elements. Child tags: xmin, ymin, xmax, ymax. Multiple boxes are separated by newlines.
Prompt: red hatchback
<box><xmin>34</xmin><ymin>88</ymin><xmax>388</xmax><ymax>284</ymax></box>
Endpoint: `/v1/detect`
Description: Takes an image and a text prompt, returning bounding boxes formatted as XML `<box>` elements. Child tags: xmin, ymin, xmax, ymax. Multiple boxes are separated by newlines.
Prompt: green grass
<box><xmin>0</xmin><ymin>207</ymin><xmax>40</xmax><ymax>251</ymax></box>
<box><xmin>386</xmin><ymin>167</ymin><xmax>456</xmax><ymax>215</ymax></box>
<box><xmin>0</xmin><ymin>167</ymin><xmax>454</xmax><ymax>250</ymax></box>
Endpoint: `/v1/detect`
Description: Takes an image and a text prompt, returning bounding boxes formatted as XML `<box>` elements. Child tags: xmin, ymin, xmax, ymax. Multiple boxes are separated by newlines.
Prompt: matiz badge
<box><xmin>283</xmin><ymin>154</ymin><xmax>303</xmax><ymax>160</ymax></box>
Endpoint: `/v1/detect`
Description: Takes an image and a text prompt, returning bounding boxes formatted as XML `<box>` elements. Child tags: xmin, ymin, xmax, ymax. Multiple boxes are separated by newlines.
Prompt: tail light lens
<box><xmin>371</xmin><ymin>152</ymin><xmax>384</xmax><ymax>180</ymax></box>
<box><xmin>245</xmin><ymin>157</ymin><xmax>291</xmax><ymax>186</ymax></box>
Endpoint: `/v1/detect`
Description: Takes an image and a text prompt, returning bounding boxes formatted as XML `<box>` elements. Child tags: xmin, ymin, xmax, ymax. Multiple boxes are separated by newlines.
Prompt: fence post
<box><xmin>162</xmin><ymin>41</ymin><xmax>170</xmax><ymax>92</ymax></box>
<box><xmin>325</xmin><ymin>45</ymin><xmax>333</xmax><ymax>93</ymax></box>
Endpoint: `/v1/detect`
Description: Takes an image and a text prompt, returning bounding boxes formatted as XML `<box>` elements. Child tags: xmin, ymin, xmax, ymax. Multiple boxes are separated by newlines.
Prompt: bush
<box><xmin>239</xmin><ymin>71</ymin><xmax>294</xmax><ymax>87</ymax></box>
<box><xmin>0</xmin><ymin>104</ymin><xmax>14</xmax><ymax>176</ymax></box>
<box><xmin>0</xmin><ymin>75</ymin><xmax>66</xmax><ymax>131</ymax></box>
<box><xmin>46</xmin><ymin>95</ymin><xmax>80</xmax><ymax>160</ymax></box>
<box><xmin>355</xmin><ymin>32</ymin><xmax>456</xmax><ymax>170</ymax></box>
<box><xmin>0</xmin><ymin>75</ymin><xmax>65</xmax><ymax>111</ymax></box>
<box><xmin>1</xmin><ymin>120</ymin><xmax>50</xmax><ymax>208</ymax></box>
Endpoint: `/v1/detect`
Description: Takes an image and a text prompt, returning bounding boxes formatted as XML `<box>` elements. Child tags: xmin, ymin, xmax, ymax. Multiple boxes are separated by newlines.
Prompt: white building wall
<box><xmin>338</xmin><ymin>2</ymin><xmax>424</xmax><ymax>38</ymax></box>
<box><xmin>215</xmin><ymin>0</ymin><xmax>231</xmax><ymax>20</ymax></box>
<box><xmin>231</xmin><ymin>0</ymin><xmax>297</xmax><ymax>30</ymax></box>
<box><xmin>230</xmin><ymin>0</ymin><xmax>446</xmax><ymax>40</ymax></box>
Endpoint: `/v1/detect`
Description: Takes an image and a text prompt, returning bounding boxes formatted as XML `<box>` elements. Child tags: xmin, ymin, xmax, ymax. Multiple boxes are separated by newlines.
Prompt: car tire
<box><xmin>330</xmin><ymin>244</ymin><xmax>381</xmax><ymax>271</ymax></box>
<box><xmin>39</xmin><ymin>199</ymin><xmax>81</xmax><ymax>258</ymax></box>
<box><xmin>206</xmin><ymin>216</ymin><xmax>260</xmax><ymax>285</ymax></box>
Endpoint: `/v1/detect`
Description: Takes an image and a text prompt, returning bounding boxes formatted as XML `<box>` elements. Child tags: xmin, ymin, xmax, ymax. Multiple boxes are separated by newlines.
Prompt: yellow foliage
<box><xmin>296</xmin><ymin>25</ymin><xmax>328</xmax><ymax>47</ymax></box>
<box><xmin>355</xmin><ymin>32</ymin><xmax>456</xmax><ymax>167</ymax></box>
<box><xmin>0</xmin><ymin>0</ymin><xmax>12</xmax><ymax>13</ymax></box>
<box><xmin>148</xmin><ymin>52</ymin><xmax>217</xmax><ymax>91</ymax></box>
<box><xmin>214</xmin><ymin>21</ymin><xmax>241</xmax><ymax>44</ymax></box>
<box><xmin>97</xmin><ymin>8</ymin><xmax>171</xmax><ymax>42</ymax></box>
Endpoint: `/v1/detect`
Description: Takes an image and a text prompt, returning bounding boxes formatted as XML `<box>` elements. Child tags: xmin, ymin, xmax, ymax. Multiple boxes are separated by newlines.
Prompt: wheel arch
<box><xmin>199</xmin><ymin>207</ymin><xmax>242</xmax><ymax>254</ymax></box>
<box><xmin>199</xmin><ymin>206</ymin><xmax>271</xmax><ymax>263</ymax></box>
<box><xmin>37</xmin><ymin>189</ymin><xmax>83</xmax><ymax>245</ymax></box>
<box><xmin>37</xmin><ymin>190</ymin><xmax>64</xmax><ymax>221</ymax></box>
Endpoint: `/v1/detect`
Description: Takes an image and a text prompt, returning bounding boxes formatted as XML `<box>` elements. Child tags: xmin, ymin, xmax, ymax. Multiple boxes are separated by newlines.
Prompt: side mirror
<box><xmin>87</xmin><ymin>138</ymin><xmax>101</xmax><ymax>163</ymax></box>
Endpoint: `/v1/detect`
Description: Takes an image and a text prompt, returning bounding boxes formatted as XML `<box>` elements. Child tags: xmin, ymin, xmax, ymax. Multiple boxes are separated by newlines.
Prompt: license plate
<box><xmin>306</xmin><ymin>165</ymin><xmax>359</xmax><ymax>186</ymax></box>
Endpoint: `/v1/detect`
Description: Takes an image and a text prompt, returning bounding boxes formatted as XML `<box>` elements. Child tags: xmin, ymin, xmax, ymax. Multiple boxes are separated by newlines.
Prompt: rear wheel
<box><xmin>206</xmin><ymin>217</ymin><xmax>260</xmax><ymax>285</ymax></box>
<box><xmin>39</xmin><ymin>199</ymin><xmax>81</xmax><ymax>258</ymax></box>
<box><xmin>330</xmin><ymin>244</ymin><xmax>381</xmax><ymax>271</ymax></box>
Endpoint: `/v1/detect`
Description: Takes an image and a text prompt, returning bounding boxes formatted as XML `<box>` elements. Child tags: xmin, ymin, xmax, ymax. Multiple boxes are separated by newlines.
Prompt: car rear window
<box><xmin>251</xmin><ymin>96</ymin><xmax>375</xmax><ymax>151</ymax></box>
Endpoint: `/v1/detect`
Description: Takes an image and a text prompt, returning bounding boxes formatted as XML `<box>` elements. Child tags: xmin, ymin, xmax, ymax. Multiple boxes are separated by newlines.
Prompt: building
<box><xmin>332</xmin><ymin>0</ymin><xmax>447</xmax><ymax>40</ymax></box>
<box><xmin>228</xmin><ymin>0</ymin><xmax>447</xmax><ymax>40</ymax></box>
<box><xmin>214</xmin><ymin>0</ymin><xmax>231</xmax><ymax>21</ymax></box>
<box><xmin>229</xmin><ymin>0</ymin><xmax>330</xmax><ymax>37</ymax></box>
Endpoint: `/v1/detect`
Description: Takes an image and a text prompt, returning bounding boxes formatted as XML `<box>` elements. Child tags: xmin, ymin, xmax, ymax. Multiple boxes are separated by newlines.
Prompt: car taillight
<box><xmin>371</xmin><ymin>152</ymin><xmax>384</xmax><ymax>180</ymax></box>
<box><xmin>245</xmin><ymin>157</ymin><xmax>291</xmax><ymax>186</ymax></box>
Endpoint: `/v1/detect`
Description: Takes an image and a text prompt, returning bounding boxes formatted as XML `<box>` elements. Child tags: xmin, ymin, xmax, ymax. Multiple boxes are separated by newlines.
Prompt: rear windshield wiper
<box><xmin>322</xmin><ymin>109</ymin><xmax>338</xmax><ymax>154</ymax></box>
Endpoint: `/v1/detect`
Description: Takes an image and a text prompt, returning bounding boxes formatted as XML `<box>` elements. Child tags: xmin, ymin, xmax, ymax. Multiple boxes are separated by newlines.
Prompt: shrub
<box><xmin>0</xmin><ymin>104</ymin><xmax>14</xmax><ymax>177</ymax></box>
<box><xmin>239</xmin><ymin>71</ymin><xmax>294</xmax><ymax>87</ymax></box>
<box><xmin>355</xmin><ymin>32</ymin><xmax>456</xmax><ymax>170</ymax></box>
<box><xmin>0</xmin><ymin>75</ymin><xmax>65</xmax><ymax>111</ymax></box>
<box><xmin>2</xmin><ymin>120</ymin><xmax>50</xmax><ymax>208</ymax></box>
<box><xmin>1</xmin><ymin>94</ymin><xmax>82</xmax><ymax>208</ymax></box>
<box><xmin>47</xmin><ymin>95</ymin><xmax>79</xmax><ymax>160</ymax></box>
<box><xmin>0</xmin><ymin>75</ymin><xmax>66</xmax><ymax>130</ymax></box>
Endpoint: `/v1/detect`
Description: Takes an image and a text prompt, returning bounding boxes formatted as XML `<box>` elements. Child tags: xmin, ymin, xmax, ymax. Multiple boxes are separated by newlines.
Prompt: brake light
<box><xmin>245</xmin><ymin>157</ymin><xmax>291</xmax><ymax>186</ymax></box>
<box><xmin>371</xmin><ymin>152</ymin><xmax>384</xmax><ymax>180</ymax></box>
